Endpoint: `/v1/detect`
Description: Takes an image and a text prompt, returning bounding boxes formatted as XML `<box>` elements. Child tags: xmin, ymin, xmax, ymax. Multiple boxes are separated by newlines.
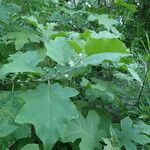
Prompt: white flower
<box><xmin>79</xmin><ymin>53</ymin><xmax>83</xmax><ymax>57</ymax></box>
<box><xmin>67</xmin><ymin>1</ymin><xmax>72</xmax><ymax>5</ymax></box>
<box><xmin>68</xmin><ymin>60</ymin><xmax>74</xmax><ymax>67</ymax></box>
<box><xmin>64</xmin><ymin>74</ymin><xmax>69</xmax><ymax>78</ymax></box>
<box><xmin>17</xmin><ymin>79</ymin><xmax>21</xmax><ymax>83</ymax></box>
<box><xmin>85</xmin><ymin>2</ymin><xmax>91</xmax><ymax>7</ymax></box>
<box><xmin>88</xmin><ymin>4</ymin><xmax>91</xmax><ymax>7</ymax></box>
<box><xmin>85</xmin><ymin>2</ymin><xmax>88</xmax><ymax>5</ymax></box>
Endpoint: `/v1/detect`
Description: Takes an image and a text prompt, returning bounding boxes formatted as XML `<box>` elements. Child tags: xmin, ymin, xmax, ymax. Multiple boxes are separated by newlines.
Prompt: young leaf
<box><xmin>15</xmin><ymin>83</ymin><xmax>79</xmax><ymax>149</ymax></box>
<box><xmin>61</xmin><ymin>110</ymin><xmax>106</xmax><ymax>150</ymax></box>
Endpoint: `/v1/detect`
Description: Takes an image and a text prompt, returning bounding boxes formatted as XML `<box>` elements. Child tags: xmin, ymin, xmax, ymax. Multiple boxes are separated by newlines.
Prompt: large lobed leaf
<box><xmin>88</xmin><ymin>14</ymin><xmax>119</xmax><ymax>34</ymax></box>
<box><xmin>116</xmin><ymin>117</ymin><xmax>150</xmax><ymax>150</ymax></box>
<box><xmin>78</xmin><ymin>52</ymin><xmax>127</xmax><ymax>67</ymax></box>
<box><xmin>45</xmin><ymin>37</ymin><xmax>77</xmax><ymax>65</ymax></box>
<box><xmin>1</xmin><ymin>51</ymin><xmax>43</xmax><ymax>76</ymax></box>
<box><xmin>61</xmin><ymin>110</ymin><xmax>106</xmax><ymax>150</ymax></box>
<box><xmin>15</xmin><ymin>83</ymin><xmax>79</xmax><ymax>149</ymax></box>
<box><xmin>3</xmin><ymin>31</ymin><xmax>41</xmax><ymax>50</ymax></box>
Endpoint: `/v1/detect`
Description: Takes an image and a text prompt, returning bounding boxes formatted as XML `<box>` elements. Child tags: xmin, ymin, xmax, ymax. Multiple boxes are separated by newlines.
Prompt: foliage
<box><xmin>0</xmin><ymin>0</ymin><xmax>150</xmax><ymax>150</ymax></box>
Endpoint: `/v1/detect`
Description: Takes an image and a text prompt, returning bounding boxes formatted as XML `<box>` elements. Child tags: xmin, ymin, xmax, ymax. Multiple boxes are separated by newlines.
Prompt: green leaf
<box><xmin>8</xmin><ymin>124</ymin><xmax>31</xmax><ymax>146</ymax></box>
<box><xmin>88</xmin><ymin>14</ymin><xmax>118</xmax><ymax>31</ymax></box>
<box><xmin>103</xmin><ymin>138</ymin><xmax>121</xmax><ymax>150</ymax></box>
<box><xmin>1</xmin><ymin>51</ymin><xmax>43</xmax><ymax>75</ymax></box>
<box><xmin>15</xmin><ymin>83</ymin><xmax>79</xmax><ymax>149</ymax></box>
<box><xmin>97</xmin><ymin>109</ymin><xmax>112</xmax><ymax>136</ymax></box>
<box><xmin>45</xmin><ymin>38</ymin><xmax>77</xmax><ymax>65</ymax></box>
<box><xmin>0</xmin><ymin>119</ymin><xmax>18</xmax><ymax>138</ymax></box>
<box><xmin>78</xmin><ymin>52</ymin><xmax>127</xmax><ymax>67</ymax></box>
<box><xmin>80</xmin><ymin>30</ymin><xmax>121</xmax><ymax>40</ymax></box>
<box><xmin>115</xmin><ymin>0</ymin><xmax>137</xmax><ymax>13</ymax></box>
<box><xmin>0</xmin><ymin>4</ymin><xmax>21</xmax><ymax>23</ymax></box>
<box><xmin>128</xmin><ymin>67</ymin><xmax>142</xmax><ymax>85</ymax></box>
<box><xmin>3</xmin><ymin>31</ymin><xmax>41</xmax><ymax>50</ymax></box>
<box><xmin>91</xmin><ymin>83</ymin><xmax>107</xmax><ymax>92</ymax></box>
<box><xmin>21</xmin><ymin>144</ymin><xmax>39</xmax><ymax>150</ymax></box>
<box><xmin>83</xmin><ymin>80</ymin><xmax>115</xmax><ymax>103</ymax></box>
<box><xmin>84</xmin><ymin>38</ymin><xmax>128</xmax><ymax>55</ymax></box>
<box><xmin>91</xmin><ymin>31</ymin><xmax>121</xmax><ymax>39</ymax></box>
<box><xmin>0</xmin><ymin>91</ymin><xmax>23</xmax><ymax>120</ymax></box>
<box><xmin>61</xmin><ymin>110</ymin><xmax>106</xmax><ymax>150</ymax></box>
<box><xmin>135</xmin><ymin>121</ymin><xmax>150</xmax><ymax>135</ymax></box>
<box><xmin>116</xmin><ymin>117</ymin><xmax>150</xmax><ymax>150</ymax></box>
<box><xmin>68</xmin><ymin>40</ymin><xmax>83</xmax><ymax>53</ymax></box>
<box><xmin>80</xmin><ymin>78</ymin><xmax>90</xmax><ymax>87</ymax></box>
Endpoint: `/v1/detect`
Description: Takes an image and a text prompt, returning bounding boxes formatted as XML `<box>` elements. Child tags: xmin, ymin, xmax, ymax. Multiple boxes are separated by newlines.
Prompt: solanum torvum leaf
<box><xmin>3</xmin><ymin>31</ymin><xmax>41</xmax><ymax>50</ymax></box>
<box><xmin>61</xmin><ymin>110</ymin><xmax>106</xmax><ymax>150</ymax></box>
<box><xmin>45</xmin><ymin>37</ymin><xmax>77</xmax><ymax>65</ymax></box>
<box><xmin>78</xmin><ymin>52</ymin><xmax>127</xmax><ymax>67</ymax></box>
<box><xmin>115</xmin><ymin>117</ymin><xmax>150</xmax><ymax>150</ymax></box>
<box><xmin>0</xmin><ymin>118</ymin><xmax>18</xmax><ymax>138</ymax></box>
<box><xmin>15</xmin><ymin>83</ymin><xmax>79</xmax><ymax>149</ymax></box>
<box><xmin>1</xmin><ymin>51</ymin><xmax>43</xmax><ymax>75</ymax></box>
<box><xmin>88</xmin><ymin>14</ymin><xmax>118</xmax><ymax>31</ymax></box>
<box><xmin>84</xmin><ymin>38</ymin><xmax>128</xmax><ymax>55</ymax></box>
<box><xmin>88</xmin><ymin>14</ymin><xmax>120</xmax><ymax>35</ymax></box>
<box><xmin>21</xmin><ymin>144</ymin><xmax>39</xmax><ymax>150</ymax></box>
